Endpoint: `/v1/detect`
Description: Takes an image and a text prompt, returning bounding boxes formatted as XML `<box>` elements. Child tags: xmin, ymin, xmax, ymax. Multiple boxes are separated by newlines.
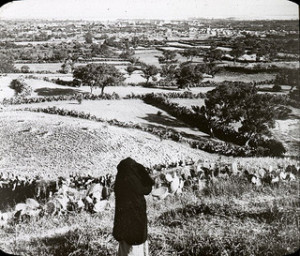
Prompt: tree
<box><xmin>59</xmin><ymin>60</ymin><xmax>73</xmax><ymax>74</ymax></box>
<box><xmin>205</xmin><ymin>82</ymin><xmax>251</xmax><ymax>126</ymax></box>
<box><xmin>91</xmin><ymin>43</ymin><xmax>115</xmax><ymax>57</ymax></box>
<box><xmin>252</xmin><ymin>42</ymin><xmax>267</xmax><ymax>61</ymax></box>
<box><xmin>85</xmin><ymin>32</ymin><xmax>93</xmax><ymax>44</ymax></box>
<box><xmin>230</xmin><ymin>43</ymin><xmax>245</xmax><ymax>62</ymax></box>
<box><xmin>20</xmin><ymin>49</ymin><xmax>33</xmax><ymax>61</ymax></box>
<box><xmin>140</xmin><ymin>64</ymin><xmax>159</xmax><ymax>85</ymax></box>
<box><xmin>158</xmin><ymin>50</ymin><xmax>177</xmax><ymax>64</ymax></box>
<box><xmin>131</xmin><ymin>36</ymin><xmax>140</xmax><ymax>48</ymax></box>
<box><xmin>204</xmin><ymin>82</ymin><xmax>277</xmax><ymax>141</ymax></box>
<box><xmin>0</xmin><ymin>53</ymin><xmax>15</xmax><ymax>73</ymax></box>
<box><xmin>159</xmin><ymin>64</ymin><xmax>177</xmax><ymax>86</ymax></box>
<box><xmin>179</xmin><ymin>48</ymin><xmax>200</xmax><ymax>62</ymax></box>
<box><xmin>175</xmin><ymin>64</ymin><xmax>203</xmax><ymax>89</ymax></box>
<box><xmin>238</xmin><ymin>93</ymin><xmax>276</xmax><ymax>136</ymax></box>
<box><xmin>128</xmin><ymin>57</ymin><xmax>140</xmax><ymax>65</ymax></box>
<box><xmin>9</xmin><ymin>79</ymin><xmax>32</xmax><ymax>96</ymax></box>
<box><xmin>126</xmin><ymin>65</ymin><xmax>137</xmax><ymax>76</ymax></box>
<box><xmin>73</xmin><ymin>64</ymin><xmax>125</xmax><ymax>94</ymax></box>
<box><xmin>272</xmin><ymin>84</ymin><xmax>282</xmax><ymax>92</ymax></box>
<box><xmin>202</xmin><ymin>45</ymin><xmax>223</xmax><ymax>77</ymax></box>
<box><xmin>52</xmin><ymin>49</ymin><xmax>68</xmax><ymax>61</ymax></box>
<box><xmin>119</xmin><ymin>48</ymin><xmax>135</xmax><ymax>59</ymax></box>
<box><xmin>202</xmin><ymin>63</ymin><xmax>222</xmax><ymax>78</ymax></box>
<box><xmin>20</xmin><ymin>65</ymin><xmax>30</xmax><ymax>73</ymax></box>
<box><xmin>204</xmin><ymin>45</ymin><xmax>223</xmax><ymax>63</ymax></box>
<box><xmin>275</xmin><ymin>68</ymin><xmax>299</xmax><ymax>90</ymax></box>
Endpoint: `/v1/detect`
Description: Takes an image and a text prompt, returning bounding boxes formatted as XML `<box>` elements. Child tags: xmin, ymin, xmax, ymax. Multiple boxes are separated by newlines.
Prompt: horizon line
<box><xmin>0</xmin><ymin>17</ymin><xmax>299</xmax><ymax>22</ymax></box>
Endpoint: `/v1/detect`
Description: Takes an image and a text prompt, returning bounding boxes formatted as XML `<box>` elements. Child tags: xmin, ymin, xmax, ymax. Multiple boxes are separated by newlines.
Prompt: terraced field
<box><xmin>203</xmin><ymin>71</ymin><xmax>276</xmax><ymax>83</ymax></box>
<box><xmin>6</xmin><ymin>99</ymin><xmax>210</xmax><ymax>138</ymax></box>
<box><xmin>0</xmin><ymin>75</ymin><xmax>214</xmax><ymax>100</ymax></box>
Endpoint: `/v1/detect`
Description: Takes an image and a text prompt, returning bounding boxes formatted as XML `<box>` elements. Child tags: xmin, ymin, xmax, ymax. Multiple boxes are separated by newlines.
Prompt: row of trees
<box><xmin>124</xmin><ymin>46</ymin><xmax>224</xmax><ymax>88</ymax></box>
<box><xmin>71</xmin><ymin>61</ymin><xmax>208</xmax><ymax>95</ymax></box>
<box><xmin>70</xmin><ymin>41</ymin><xmax>298</xmax><ymax>95</ymax></box>
<box><xmin>0</xmin><ymin>53</ymin><xmax>15</xmax><ymax>73</ymax></box>
<box><xmin>210</xmin><ymin>34</ymin><xmax>296</xmax><ymax>60</ymax></box>
<box><xmin>73</xmin><ymin>64</ymin><xmax>125</xmax><ymax>94</ymax></box>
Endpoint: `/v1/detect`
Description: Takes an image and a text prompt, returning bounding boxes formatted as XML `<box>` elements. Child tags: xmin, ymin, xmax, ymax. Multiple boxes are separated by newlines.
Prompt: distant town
<box><xmin>1</xmin><ymin>18</ymin><xmax>298</xmax><ymax>43</ymax></box>
<box><xmin>0</xmin><ymin>16</ymin><xmax>299</xmax><ymax>256</ymax></box>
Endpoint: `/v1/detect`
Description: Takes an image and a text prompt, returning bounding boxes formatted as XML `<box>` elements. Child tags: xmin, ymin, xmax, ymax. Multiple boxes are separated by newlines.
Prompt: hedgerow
<box><xmin>18</xmin><ymin>106</ymin><xmax>257</xmax><ymax>157</ymax></box>
<box><xmin>1</xmin><ymin>91</ymin><xmax>204</xmax><ymax>105</ymax></box>
<box><xmin>142</xmin><ymin>93</ymin><xmax>286</xmax><ymax>157</ymax></box>
<box><xmin>1</xmin><ymin>92</ymin><xmax>121</xmax><ymax>105</ymax></box>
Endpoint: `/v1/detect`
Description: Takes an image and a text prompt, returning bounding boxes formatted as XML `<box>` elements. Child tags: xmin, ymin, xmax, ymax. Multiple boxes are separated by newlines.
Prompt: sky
<box><xmin>0</xmin><ymin>0</ymin><xmax>298</xmax><ymax>20</ymax></box>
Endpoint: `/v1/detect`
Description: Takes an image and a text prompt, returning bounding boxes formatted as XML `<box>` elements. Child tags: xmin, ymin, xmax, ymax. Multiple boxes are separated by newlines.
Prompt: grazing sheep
<box><xmin>169</xmin><ymin>173</ymin><xmax>180</xmax><ymax>193</ymax></box>
<box><xmin>93</xmin><ymin>200</ymin><xmax>108</xmax><ymax>213</ymax></box>
<box><xmin>0</xmin><ymin>211</ymin><xmax>14</xmax><ymax>227</ymax></box>
<box><xmin>43</xmin><ymin>201</ymin><xmax>57</xmax><ymax>216</ymax></box>
<box><xmin>25</xmin><ymin>198</ymin><xmax>40</xmax><ymax>210</ymax></box>
<box><xmin>152</xmin><ymin>186</ymin><xmax>169</xmax><ymax>200</ymax></box>
<box><xmin>35</xmin><ymin>179</ymin><xmax>59</xmax><ymax>199</ymax></box>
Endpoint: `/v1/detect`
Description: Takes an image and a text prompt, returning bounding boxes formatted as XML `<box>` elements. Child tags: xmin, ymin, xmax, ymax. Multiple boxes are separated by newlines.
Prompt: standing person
<box><xmin>113</xmin><ymin>157</ymin><xmax>155</xmax><ymax>256</ymax></box>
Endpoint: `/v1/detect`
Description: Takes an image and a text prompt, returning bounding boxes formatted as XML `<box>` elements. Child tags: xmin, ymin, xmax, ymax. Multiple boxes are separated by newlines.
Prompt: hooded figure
<box><xmin>113</xmin><ymin>157</ymin><xmax>154</xmax><ymax>255</ymax></box>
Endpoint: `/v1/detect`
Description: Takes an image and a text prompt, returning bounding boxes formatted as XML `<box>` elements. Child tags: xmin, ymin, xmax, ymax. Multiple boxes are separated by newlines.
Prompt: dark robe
<box><xmin>113</xmin><ymin>157</ymin><xmax>154</xmax><ymax>245</ymax></box>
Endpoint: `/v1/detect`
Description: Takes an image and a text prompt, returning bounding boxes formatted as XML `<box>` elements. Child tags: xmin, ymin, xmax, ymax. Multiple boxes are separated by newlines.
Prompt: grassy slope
<box><xmin>1</xmin><ymin>181</ymin><xmax>299</xmax><ymax>256</ymax></box>
<box><xmin>1</xmin><ymin>109</ymin><xmax>297</xmax><ymax>178</ymax></box>
<box><xmin>0</xmin><ymin>110</ymin><xmax>212</xmax><ymax>179</ymax></box>
<box><xmin>7</xmin><ymin>99</ymin><xmax>210</xmax><ymax>138</ymax></box>
<box><xmin>0</xmin><ymin>110</ymin><xmax>299</xmax><ymax>256</ymax></box>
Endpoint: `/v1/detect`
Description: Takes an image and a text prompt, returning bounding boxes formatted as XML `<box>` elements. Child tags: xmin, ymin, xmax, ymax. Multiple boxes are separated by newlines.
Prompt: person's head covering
<box><xmin>116</xmin><ymin>157</ymin><xmax>154</xmax><ymax>189</ymax></box>
<box><xmin>113</xmin><ymin>157</ymin><xmax>154</xmax><ymax>245</ymax></box>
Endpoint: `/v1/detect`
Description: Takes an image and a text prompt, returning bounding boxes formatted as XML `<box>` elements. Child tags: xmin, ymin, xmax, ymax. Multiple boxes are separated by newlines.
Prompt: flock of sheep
<box><xmin>0</xmin><ymin>173</ymin><xmax>113</xmax><ymax>227</ymax></box>
<box><xmin>0</xmin><ymin>159</ymin><xmax>298</xmax><ymax>227</ymax></box>
<box><xmin>151</xmin><ymin>160</ymin><xmax>298</xmax><ymax>199</ymax></box>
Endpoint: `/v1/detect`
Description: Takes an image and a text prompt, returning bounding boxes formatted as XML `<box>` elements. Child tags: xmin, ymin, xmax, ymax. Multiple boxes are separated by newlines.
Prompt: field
<box><xmin>6</xmin><ymin>99</ymin><xmax>210</xmax><ymax>139</ymax></box>
<box><xmin>15</xmin><ymin>61</ymin><xmax>130</xmax><ymax>73</ymax></box>
<box><xmin>0</xmin><ymin>75</ymin><xmax>215</xmax><ymax>100</ymax></box>
<box><xmin>0</xmin><ymin>111</ymin><xmax>210</xmax><ymax>179</ymax></box>
<box><xmin>0</xmin><ymin>110</ymin><xmax>299</xmax><ymax>256</ymax></box>
<box><xmin>1</xmin><ymin>33</ymin><xmax>300</xmax><ymax>256</ymax></box>
<box><xmin>272</xmin><ymin>119</ymin><xmax>300</xmax><ymax>156</ymax></box>
<box><xmin>0</xmin><ymin>77</ymin><xmax>82</xmax><ymax>100</ymax></box>
<box><xmin>203</xmin><ymin>72</ymin><xmax>275</xmax><ymax>83</ymax></box>
<box><xmin>134</xmin><ymin>49</ymin><xmax>203</xmax><ymax>67</ymax></box>
<box><xmin>222</xmin><ymin>61</ymin><xmax>299</xmax><ymax>69</ymax></box>
<box><xmin>169</xmin><ymin>98</ymin><xmax>206</xmax><ymax>108</ymax></box>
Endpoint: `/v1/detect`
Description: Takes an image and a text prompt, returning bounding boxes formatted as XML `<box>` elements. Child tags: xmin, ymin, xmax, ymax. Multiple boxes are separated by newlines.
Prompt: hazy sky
<box><xmin>0</xmin><ymin>0</ymin><xmax>298</xmax><ymax>20</ymax></box>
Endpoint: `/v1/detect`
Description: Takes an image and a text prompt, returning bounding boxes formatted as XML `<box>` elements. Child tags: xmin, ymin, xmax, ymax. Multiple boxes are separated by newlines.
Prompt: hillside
<box><xmin>0</xmin><ymin>110</ymin><xmax>213</xmax><ymax>179</ymax></box>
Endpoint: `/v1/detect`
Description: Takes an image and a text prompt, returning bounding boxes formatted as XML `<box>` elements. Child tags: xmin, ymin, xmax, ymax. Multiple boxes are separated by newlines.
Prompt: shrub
<box><xmin>20</xmin><ymin>65</ymin><xmax>30</xmax><ymax>73</ymax></box>
<box><xmin>260</xmin><ymin>139</ymin><xmax>286</xmax><ymax>157</ymax></box>
<box><xmin>274</xmin><ymin>106</ymin><xmax>292</xmax><ymax>120</ymax></box>
<box><xmin>76</xmin><ymin>93</ymin><xmax>84</xmax><ymax>104</ymax></box>
<box><xmin>272</xmin><ymin>84</ymin><xmax>282</xmax><ymax>92</ymax></box>
<box><xmin>9</xmin><ymin>79</ymin><xmax>32</xmax><ymax>97</ymax></box>
<box><xmin>224</xmin><ymin>65</ymin><xmax>279</xmax><ymax>74</ymax></box>
<box><xmin>1</xmin><ymin>92</ymin><xmax>121</xmax><ymax>105</ymax></box>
